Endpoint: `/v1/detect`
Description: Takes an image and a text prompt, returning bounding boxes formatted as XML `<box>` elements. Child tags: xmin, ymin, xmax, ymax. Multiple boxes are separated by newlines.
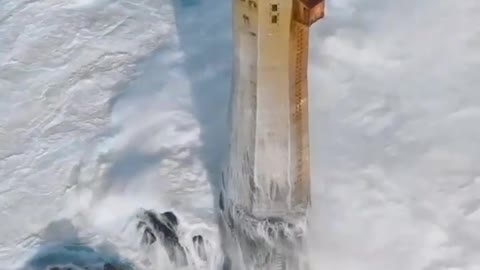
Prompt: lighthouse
<box><xmin>220</xmin><ymin>1</ymin><xmax>325</xmax><ymax>269</ymax></box>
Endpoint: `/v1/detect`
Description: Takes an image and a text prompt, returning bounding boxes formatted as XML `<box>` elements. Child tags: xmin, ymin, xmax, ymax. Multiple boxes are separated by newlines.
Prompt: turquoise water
<box><xmin>24</xmin><ymin>244</ymin><xmax>133</xmax><ymax>270</ymax></box>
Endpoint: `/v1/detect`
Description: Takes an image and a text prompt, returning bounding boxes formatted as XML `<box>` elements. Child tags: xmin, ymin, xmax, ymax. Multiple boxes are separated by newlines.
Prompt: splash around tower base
<box><xmin>219</xmin><ymin>202</ymin><xmax>310</xmax><ymax>270</ymax></box>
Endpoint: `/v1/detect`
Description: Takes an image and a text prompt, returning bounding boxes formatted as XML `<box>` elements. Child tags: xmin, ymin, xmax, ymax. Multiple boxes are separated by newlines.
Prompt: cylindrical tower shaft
<box><xmin>221</xmin><ymin>1</ymin><xmax>325</xmax><ymax>270</ymax></box>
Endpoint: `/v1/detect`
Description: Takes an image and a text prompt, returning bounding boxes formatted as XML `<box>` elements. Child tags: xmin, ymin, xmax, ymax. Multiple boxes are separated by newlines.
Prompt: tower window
<box><xmin>243</xmin><ymin>14</ymin><xmax>250</xmax><ymax>25</ymax></box>
<box><xmin>271</xmin><ymin>15</ymin><xmax>278</xmax><ymax>24</ymax></box>
<box><xmin>271</xmin><ymin>4</ymin><xmax>278</xmax><ymax>11</ymax></box>
<box><xmin>249</xmin><ymin>0</ymin><xmax>257</xmax><ymax>9</ymax></box>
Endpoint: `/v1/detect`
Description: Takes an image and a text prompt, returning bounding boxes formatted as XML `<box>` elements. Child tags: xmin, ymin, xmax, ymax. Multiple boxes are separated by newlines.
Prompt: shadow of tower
<box><xmin>171</xmin><ymin>0</ymin><xmax>233</xmax><ymax>210</ymax></box>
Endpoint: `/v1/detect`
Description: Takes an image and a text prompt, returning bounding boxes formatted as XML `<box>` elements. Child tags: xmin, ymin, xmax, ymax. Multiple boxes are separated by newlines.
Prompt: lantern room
<box><xmin>294</xmin><ymin>0</ymin><xmax>325</xmax><ymax>26</ymax></box>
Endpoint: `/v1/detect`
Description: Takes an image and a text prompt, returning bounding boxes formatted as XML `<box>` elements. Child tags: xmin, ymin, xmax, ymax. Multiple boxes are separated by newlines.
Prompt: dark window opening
<box><xmin>243</xmin><ymin>14</ymin><xmax>250</xmax><ymax>25</ymax></box>
<box><xmin>271</xmin><ymin>15</ymin><xmax>278</xmax><ymax>24</ymax></box>
<box><xmin>271</xmin><ymin>4</ymin><xmax>278</xmax><ymax>11</ymax></box>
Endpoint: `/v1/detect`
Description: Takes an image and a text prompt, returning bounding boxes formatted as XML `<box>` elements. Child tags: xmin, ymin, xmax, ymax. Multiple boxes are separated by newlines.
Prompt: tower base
<box><xmin>220</xmin><ymin>204</ymin><xmax>309</xmax><ymax>270</ymax></box>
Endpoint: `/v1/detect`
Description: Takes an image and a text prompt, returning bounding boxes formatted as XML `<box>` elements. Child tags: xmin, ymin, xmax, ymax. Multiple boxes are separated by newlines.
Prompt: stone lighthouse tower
<box><xmin>220</xmin><ymin>1</ymin><xmax>325</xmax><ymax>270</ymax></box>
